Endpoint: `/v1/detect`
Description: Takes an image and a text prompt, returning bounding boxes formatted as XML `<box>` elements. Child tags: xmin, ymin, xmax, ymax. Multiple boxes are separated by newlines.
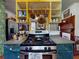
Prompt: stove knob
<box><xmin>48</xmin><ymin>47</ymin><xmax>51</xmax><ymax>51</ymax></box>
<box><xmin>25</xmin><ymin>47</ymin><xmax>28</xmax><ymax>51</ymax></box>
<box><xmin>44</xmin><ymin>47</ymin><xmax>47</xmax><ymax>51</ymax></box>
<box><xmin>29</xmin><ymin>47</ymin><xmax>32</xmax><ymax>50</ymax></box>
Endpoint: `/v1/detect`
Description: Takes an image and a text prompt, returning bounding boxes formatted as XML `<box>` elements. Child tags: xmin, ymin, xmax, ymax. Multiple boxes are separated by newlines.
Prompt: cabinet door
<box><xmin>57</xmin><ymin>51</ymin><xmax>73</xmax><ymax>59</ymax></box>
<box><xmin>57</xmin><ymin>44</ymin><xmax>74</xmax><ymax>59</ymax></box>
<box><xmin>4</xmin><ymin>44</ymin><xmax>20</xmax><ymax>59</ymax></box>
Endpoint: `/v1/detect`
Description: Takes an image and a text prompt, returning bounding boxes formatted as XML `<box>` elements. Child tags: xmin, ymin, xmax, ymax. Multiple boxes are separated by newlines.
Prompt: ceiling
<box><xmin>4</xmin><ymin>0</ymin><xmax>79</xmax><ymax>13</ymax></box>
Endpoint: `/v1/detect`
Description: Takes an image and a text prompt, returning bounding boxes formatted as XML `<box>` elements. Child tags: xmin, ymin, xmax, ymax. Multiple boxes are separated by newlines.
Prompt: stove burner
<box><xmin>21</xmin><ymin>33</ymin><xmax>56</xmax><ymax>46</ymax></box>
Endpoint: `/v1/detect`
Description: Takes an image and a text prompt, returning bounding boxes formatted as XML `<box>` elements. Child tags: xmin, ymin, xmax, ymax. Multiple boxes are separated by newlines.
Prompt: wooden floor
<box><xmin>74</xmin><ymin>55</ymin><xmax>79</xmax><ymax>59</ymax></box>
<box><xmin>0</xmin><ymin>56</ymin><xmax>3</xmax><ymax>59</ymax></box>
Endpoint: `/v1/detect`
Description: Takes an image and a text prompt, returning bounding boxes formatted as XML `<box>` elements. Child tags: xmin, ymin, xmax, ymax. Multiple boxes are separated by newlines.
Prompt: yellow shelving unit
<box><xmin>51</xmin><ymin>1</ymin><xmax>61</xmax><ymax>23</ymax></box>
<box><xmin>16</xmin><ymin>0</ymin><xmax>61</xmax><ymax>31</ymax></box>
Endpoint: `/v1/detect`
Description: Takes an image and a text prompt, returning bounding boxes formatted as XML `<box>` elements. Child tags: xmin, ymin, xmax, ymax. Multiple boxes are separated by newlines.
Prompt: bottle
<box><xmin>53</xmin><ymin>19</ymin><xmax>55</xmax><ymax>23</ymax></box>
<box><xmin>19</xmin><ymin>10</ymin><xmax>22</xmax><ymax>17</ymax></box>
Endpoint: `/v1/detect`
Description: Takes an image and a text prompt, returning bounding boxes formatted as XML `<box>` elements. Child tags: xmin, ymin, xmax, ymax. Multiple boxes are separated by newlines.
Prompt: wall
<box><xmin>0</xmin><ymin>0</ymin><xmax>5</xmax><ymax>56</ymax></box>
<box><xmin>5</xmin><ymin>10</ymin><xmax>15</xmax><ymax>18</ymax></box>
<box><xmin>5</xmin><ymin>0</ymin><xmax>16</xmax><ymax>13</ymax></box>
<box><xmin>62</xmin><ymin>0</ymin><xmax>79</xmax><ymax>11</ymax></box>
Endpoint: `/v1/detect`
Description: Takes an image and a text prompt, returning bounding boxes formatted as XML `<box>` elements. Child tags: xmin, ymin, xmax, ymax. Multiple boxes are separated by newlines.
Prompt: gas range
<box><xmin>20</xmin><ymin>32</ymin><xmax>56</xmax><ymax>52</ymax></box>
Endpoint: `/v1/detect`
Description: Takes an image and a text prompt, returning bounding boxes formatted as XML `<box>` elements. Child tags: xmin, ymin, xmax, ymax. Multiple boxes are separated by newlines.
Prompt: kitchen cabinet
<box><xmin>57</xmin><ymin>44</ymin><xmax>73</xmax><ymax>59</ymax></box>
<box><xmin>50</xmin><ymin>36</ymin><xmax>74</xmax><ymax>59</ymax></box>
<box><xmin>61</xmin><ymin>3</ymin><xmax>79</xmax><ymax>40</ymax></box>
<box><xmin>59</xmin><ymin>15</ymin><xmax>75</xmax><ymax>41</ymax></box>
<box><xmin>4</xmin><ymin>44</ymin><xmax>20</xmax><ymax>59</ymax></box>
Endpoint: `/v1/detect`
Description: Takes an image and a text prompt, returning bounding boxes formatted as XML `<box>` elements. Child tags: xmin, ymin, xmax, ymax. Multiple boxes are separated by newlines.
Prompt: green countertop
<box><xmin>4</xmin><ymin>35</ymin><xmax>74</xmax><ymax>44</ymax></box>
<box><xmin>4</xmin><ymin>39</ymin><xmax>26</xmax><ymax>44</ymax></box>
<box><xmin>4</xmin><ymin>36</ymin><xmax>28</xmax><ymax>44</ymax></box>
<box><xmin>50</xmin><ymin>35</ymin><xmax>74</xmax><ymax>44</ymax></box>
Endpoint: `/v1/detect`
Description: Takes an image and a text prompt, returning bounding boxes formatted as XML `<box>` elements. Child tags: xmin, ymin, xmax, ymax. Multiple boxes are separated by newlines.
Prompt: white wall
<box><xmin>5</xmin><ymin>10</ymin><xmax>15</xmax><ymax>18</ymax></box>
<box><xmin>62</xmin><ymin>0</ymin><xmax>79</xmax><ymax>11</ymax></box>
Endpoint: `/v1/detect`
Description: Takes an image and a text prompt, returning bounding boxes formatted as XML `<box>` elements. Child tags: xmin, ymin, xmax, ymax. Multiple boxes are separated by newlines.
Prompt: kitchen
<box><xmin>0</xmin><ymin>0</ymin><xmax>79</xmax><ymax>59</ymax></box>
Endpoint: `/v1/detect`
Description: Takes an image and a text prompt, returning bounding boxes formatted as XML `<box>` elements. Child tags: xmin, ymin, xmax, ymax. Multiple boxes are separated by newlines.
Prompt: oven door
<box><xmin>20</xmin><ymin>51</ymin><xmax>57</xmax><ymax>59</ymax></box>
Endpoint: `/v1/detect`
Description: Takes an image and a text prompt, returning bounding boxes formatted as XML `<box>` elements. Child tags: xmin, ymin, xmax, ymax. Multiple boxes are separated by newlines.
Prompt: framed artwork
<box><xmin>63</xmin><ymin>9</ymin><xmax>70</xmax><ymax>18</ymax></box>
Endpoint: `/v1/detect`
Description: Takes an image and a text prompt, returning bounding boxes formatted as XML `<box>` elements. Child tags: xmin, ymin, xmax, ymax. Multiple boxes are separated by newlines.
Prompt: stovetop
<box><xmin>21</xmin><ymin>39</ymin><xmax>56</xmax><ymax>46</ymax></box>
<box><xmin>21</xmin><ymin>33</ymin><xmax>56</xmax><ymax>46</ymax></box>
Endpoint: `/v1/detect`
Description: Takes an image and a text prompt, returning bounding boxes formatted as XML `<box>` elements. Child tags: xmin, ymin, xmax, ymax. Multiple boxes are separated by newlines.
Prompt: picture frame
<box><xmin>63</xmin><ymin>9</ymin><xmax>70</xmax><ymax>18</ymax></box>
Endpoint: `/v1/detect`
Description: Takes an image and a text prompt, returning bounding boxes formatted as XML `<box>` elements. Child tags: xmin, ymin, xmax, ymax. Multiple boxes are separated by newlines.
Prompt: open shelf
<box><xmin>51</xmin><ymin>1</ymin><xmax>61</xmax><ymax>23</ymax></box>
<box><xmin>17</xmin><ymin>10</ymin><xmax>26</xmax><ymax>17</ymax></box>
<box><xmin>16</xmin><ymin>0</ymin><xmax>61</xmax><ymax>31</ymax></box>
<box><xmin>17</xmin><ymin>2</ymin><xmax>26</xmax><ymax>10</ymax></box>
<box><xmin>28</xmin><ymin>2</ymin><xmax>50</xmax><ymax>10</ymax></box>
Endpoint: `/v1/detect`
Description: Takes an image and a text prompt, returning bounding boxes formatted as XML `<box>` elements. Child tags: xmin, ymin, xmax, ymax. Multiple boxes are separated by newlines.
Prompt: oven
<box><xmin>20</xmin><ymin>46</ymin><xmax>57</xmax><ymax>59</ymax></box>
<box><xmin>20</xmin><ymin>32</ymin><xmax>57</xmax><ymax>59</ymax></box>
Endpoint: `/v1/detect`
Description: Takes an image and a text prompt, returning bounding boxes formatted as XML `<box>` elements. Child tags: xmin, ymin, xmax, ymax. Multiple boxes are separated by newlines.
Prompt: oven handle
<box><xmin>20</xmin><ymin>50</ymin><xmax>56</xmax><ymax>53</ymax></box>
